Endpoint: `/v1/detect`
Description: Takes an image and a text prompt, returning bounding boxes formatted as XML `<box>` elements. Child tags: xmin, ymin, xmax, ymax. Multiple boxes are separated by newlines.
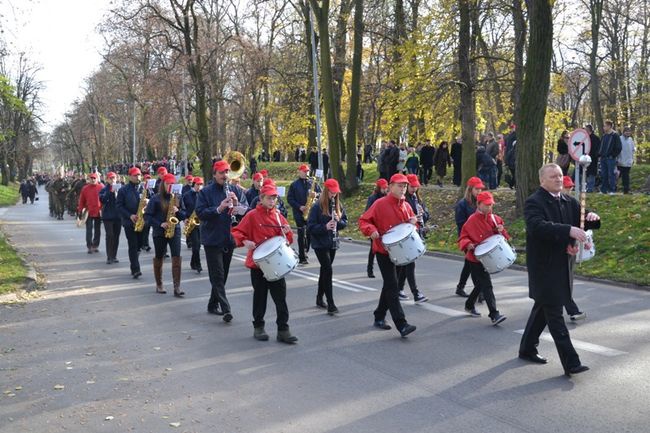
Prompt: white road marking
<box><xmin>513</xmin><ymin>329</ymin><xmax>627</xmax><ymax>357</ymax></box>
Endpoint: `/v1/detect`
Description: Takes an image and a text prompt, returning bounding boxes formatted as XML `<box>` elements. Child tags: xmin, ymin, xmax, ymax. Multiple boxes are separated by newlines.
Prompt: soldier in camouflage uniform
<box><xmin>51</xmin><ymin>175</ymin><xmax>70</xmax><ymax>220</ymax></box>
<box><xmin>45</xmin><ymin>179</ymin><xmax>55</xmax><ymax>217</ymax></box>
<box><xmin>67</xmin><ymin>175</ymin><xmax>86</xmax><ymax>216</ymax></box>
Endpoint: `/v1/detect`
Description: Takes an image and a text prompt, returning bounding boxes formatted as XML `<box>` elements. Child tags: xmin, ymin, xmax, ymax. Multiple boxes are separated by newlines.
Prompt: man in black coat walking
<box><xmin>519</xmin><ymin>163</ymin><xmax>601</xmax><ymax>377</ymax></box>
<box><xmin>419</xmin><ymin>140</ymin><xmax>435</xmax><ymax>185</ymax></box>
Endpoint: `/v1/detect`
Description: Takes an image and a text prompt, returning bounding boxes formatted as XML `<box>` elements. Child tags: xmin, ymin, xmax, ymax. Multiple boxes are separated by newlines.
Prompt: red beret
<box><xmin>162</xmin><ymin>173</ymin><xmax>177</xmax><ymax>185</ymax></box>
<box><xmin>563</xmin><ymin>176</ymin><xmax>574</xmax><ymax>188</ymax></box>
<box><xmin>193</xmin><ymin>176</ymin><xmax>204</xmax><ymax>185</ymax></box>
<box><xmin>406</xmin><ymin>174</ymin><xmax>420</xmax><ymax>187</ymax></box>
<box><xmin>253</xmin><ymin>172</ymin><xmax>263</xmax><ymax>181</ymax></box>
<box><xmin>157</xmin><ymin>167</ymin><xmax>168</xmax><ymax>175</ymax></box>
<box><xmin>128</xmin><ymin>167</ymin><xmax>142</xmax><ymax>176</ymax></box>
<box><xmin>389</xmin><ymin>173</ymin><xmax>408</xmax><ymax>184</ymax></box>
<box><xmin>106</xmin><ymin>172</ymin><xmax>117</xmax><ymax>179</ymax></box>
<box><xmin>298</xmin><ymin>164</ymin><xmax>310</xmax><ymax>173</ymax></box>
<box><xmin>477</xmin><ymin>191</ymin><xmax>495</xmax><ymax>205</ymax></box>
<box><xmin>323</xmin><ymin>178</ymin><xmax>341</xmax><ymax>193</ymax></box>
<box><xmin>375</xmin><ymin>179</ymin><xmax>388</xmax><ymax>188</ymax></box>
<box><xmin>260</xmin><ymin>184</ymin><xmax>278</xmax><ymax>196</ymax></box>
<box><xmin>213</xmin><ymin>160</ymin><xmax>230</xmax><ymax>172</ymax></box>
<box><xmin>466</xmin><ymin>176</ymin><xmax>485</xmax><ymax>189</ymax></box>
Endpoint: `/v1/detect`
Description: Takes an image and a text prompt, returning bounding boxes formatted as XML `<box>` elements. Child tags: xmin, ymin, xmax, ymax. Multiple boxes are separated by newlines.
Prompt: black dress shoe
<box><xmin>207</xmin><ymin>306</ymin><xmax>224</xmax><ymax>315</ymax></box>
<box><xmin>327</xmin><ymin>306</ymin><xmax>339</xmax><ymax>316</ymax></box>
<box><xmin>565</xmin><ymin>365</ymin><xmax>590</xmax><ymax>376</ymax></box>
<box><xmin>112</xmin><ymin>258</ymin><xmax>119</xmax><ymax>263</ymax></box>
<box><xmin>399</xmin><ymin>324</ymin><xmax>417</xmax><ymax>337</ymax></box>
<box><xmin>367</xmin><ymin>271</ymin><xmax>375</xmax><ymax>278</ymax></box>
<box><xmin>316</xmin><ymin>298</ymin><xmax>328</xmax><ymax>309</ymax></box>
<box><xmin>519</xmin><ymin>353</ymin><xmax>548</xmax><ymax>364</ymax></box>
<box><xmin>223</xmin><ymin>312</ymin><xmax>233</xmax><ymax>323</ymax></box>
<box><xmin>373</xmin><ymin>320</ymin><xmax>391</xmax><ymax>330</ymax></box>
<box><xmin>132</xmin><ymin>271</ymin><xmax>142</xmax><ymax>279</ymax></box>
<box><xmin>455</xmin><ymin>288</ymin><xmax>469</xmax><ymax>298</ymax></box>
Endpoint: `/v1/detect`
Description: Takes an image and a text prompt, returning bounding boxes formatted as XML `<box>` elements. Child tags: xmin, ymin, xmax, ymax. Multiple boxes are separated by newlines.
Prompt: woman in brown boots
<box><xmin>145</xmin><ymin>173</ymin><xmax>187</xmax><ymax>297</ymax></box>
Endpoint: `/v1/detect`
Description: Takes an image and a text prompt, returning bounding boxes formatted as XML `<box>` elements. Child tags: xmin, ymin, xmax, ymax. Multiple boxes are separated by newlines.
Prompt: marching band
<box><xmin>40</xmin><ymin>157</ymin><xmax>602</xmax><ymax>377</ymax></box>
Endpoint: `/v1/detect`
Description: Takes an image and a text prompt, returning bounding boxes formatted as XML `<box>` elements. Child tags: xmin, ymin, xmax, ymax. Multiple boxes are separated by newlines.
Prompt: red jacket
<box><xmin>77</xmin><ymin>183</ymin><xmax>103</xmax><ymax>218</ymax></box>
<box><xmin>358</xmin><ymin>193</ymin><xmax>415</xmax><ymax>255</ymax></box>
<box><xmin>458</xmin><ymin>211</ymin><xmax>510</xmax><ymax>263</ymax></box>
<box><xmin>232</xmin><ymin>204</ymin><xmax>294</xmax><ymax>269</ymax></box>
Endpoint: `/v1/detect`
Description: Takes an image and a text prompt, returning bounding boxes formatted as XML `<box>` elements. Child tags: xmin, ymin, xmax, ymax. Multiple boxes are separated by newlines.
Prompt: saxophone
<box><xmin>303</xmin><ymin>177</ymin><xmax>318</xmax><ymax>219</ymax></box>
<box><xmin>183</xmin><ymin>210</ymin><xmax>200</xmax><ymax>237</ymax></box>
<box><xmin>164</xmin><ymin>194</ymin><xmax>180</xmax><ymax>239</ymax></box>
<box><xmin>134</xmin><ymin>188</ymin><xmax>148</xmax><ymax>232</ymax></box>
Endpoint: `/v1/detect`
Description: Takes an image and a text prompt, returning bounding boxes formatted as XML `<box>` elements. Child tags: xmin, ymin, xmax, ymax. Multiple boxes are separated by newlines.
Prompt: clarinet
<box><xmin>223</xmin><ymin>182</ymin><xmax>237</xmax><ymax>225</ymax></box>
<box><xmin>330</xmin><ymin>199</ymin><xmax>340</xmax><ymax>250</ymax></box>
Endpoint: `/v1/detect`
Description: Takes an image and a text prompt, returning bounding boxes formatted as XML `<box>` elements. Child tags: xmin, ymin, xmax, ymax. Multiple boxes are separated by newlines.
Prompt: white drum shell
<box><xmin>474</xmin><ymin>234</ymin><xmax>517</xmax><ymax>274</ymax></box>
<box><xmin>252</xmin><ymin>236</ymin><xmax>298</xmax><ymax>281</ymax></box>
<box><xmin>382</xmin><ymin>223</ymin><xmax>426</xmax><ymax>266</ymax></box>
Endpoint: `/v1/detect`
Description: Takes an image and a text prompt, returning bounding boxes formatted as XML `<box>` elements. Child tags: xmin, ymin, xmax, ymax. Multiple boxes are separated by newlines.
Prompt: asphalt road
<box><xmin>1</xmin><ymin>190</ymin><xmax>649</xmax><ymax>433</ymax></box>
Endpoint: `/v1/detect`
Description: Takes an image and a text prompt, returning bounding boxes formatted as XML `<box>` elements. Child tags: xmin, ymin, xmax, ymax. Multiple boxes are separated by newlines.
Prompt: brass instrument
<box><xmin>183</xmin><ymin>210</ymin><xmax>200</xmax><ymax>237</ymax></box>
<box><xmin>134</xmin><ymin>188</ymin><xmax>148</xmax><ymax>232</ymax></box>
<box><xmin>303</xmin><ymin>176</ymin><xmax>318</xmax><ymax>219</ymax></box>
<box><xmin>224</xmin><ymin>150</ymin><xmax>246</xmax><ymax>179</ymax></box>
<box><xmin>164</xmin><ymin>194</ymin><xmax>180</xmax><ymax>239</ymax></box>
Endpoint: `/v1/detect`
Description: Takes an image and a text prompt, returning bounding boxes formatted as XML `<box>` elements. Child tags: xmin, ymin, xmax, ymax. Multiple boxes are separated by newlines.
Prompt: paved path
<box><xmin>1</xmin><ymin>190</ymin><xmax>649</xmax><ymax>433</ymax></box>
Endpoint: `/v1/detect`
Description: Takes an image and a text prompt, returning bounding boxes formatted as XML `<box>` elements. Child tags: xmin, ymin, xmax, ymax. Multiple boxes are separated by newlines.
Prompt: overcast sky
<box><xmin>1</xmin><ymin>0</ymin><xmax>112</xmax><ymax>131</ymax></box>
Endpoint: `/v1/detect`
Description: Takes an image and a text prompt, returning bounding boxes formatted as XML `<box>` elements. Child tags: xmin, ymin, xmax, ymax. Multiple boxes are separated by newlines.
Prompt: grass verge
<box><xmin>0</xmin><ymin>182</ymin><xmax>20</xmax><ymax>206</ymax></box>
<box><xmin>0</xmin><ymin>232</ymin><xmax>29</xmax><ymax>295</ymax></box>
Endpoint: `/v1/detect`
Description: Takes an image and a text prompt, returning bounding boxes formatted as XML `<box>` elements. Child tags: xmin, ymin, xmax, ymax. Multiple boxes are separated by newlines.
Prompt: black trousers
<box><xmin>251</xmin><ymin>268</ymin><xmax>289</xmax><ymax>331</ymax></box>
<box><xmin>397</xmin><ymin>262</ymin><xmax>418</xmax><ymax>295</ymax></box>
<box><xmin>465</xmin><ymin>261</ymin><xmax>499</xmax><ymax>319</ymax></box>
<box><xmin>375</xmin><ymin>253</ymin><xmax>407</xmax><ymax>329</ymax></box>
<box><xmin>618</xmin><ymin>166</ymin><xmax>631</xmax><ymax>193</ymax></box>
<box><xmin>138</xmin><ymin>224</ymin><xmax>151</xmax><ymax>249</ymax></box>
<box><xmin>452</xmin><ymin>162</ymin><xmax>462</xmax><ymax>186</ymax></box>
<box><xmin>496</xmin><ymin>160</ymin><xmax>503</xmax><ymax>186</ymax></box>
<box><xmin>85</xmin><ymin>217</ymin><xmax>101</xmax><ymax>248</ymax></box>
<box><xmin>297</xmin><ymin>225</ymin><xmax>308</xmax><ymax>261</ymax></box>
<box><xmin>457</xmin><ymin>259</ymin><xmax>472</xmax><ymax>289</ymax></box>
<box><xmin>367</xmin><ymin>240</ymin><xmax>376</xmax><ymax>273</ymax></box>
<box><xmin>315</xmin><ymin>248</ymin><xmax>337</xmax><ymax>305</ymax></box>
<box><xmin>103</xmin><ymin>219</ymin><xmax>121</xmax><ymax>260</ymax></box>
<box><xmin>422</xmin><ymin>166</ymin><xmax>433</xmax><ymax>185</ymax></box>
<box><xmin>123</xmin><ymin>226</ymin><xmax>141</xmax><ymax>274</ymax></box>
<box><xmin>188</xmin><ymin>228</ymin><xmax>202</xmax><ymax>270</ymax></box>
<box><xmin>519</xmin><ymin>302</ymin><xmax>581</xmax><ymax>372</ymax></box>
<box><xmin>153</xmin><ymin>233</ymin><xmax>181</xmax><ymax>258</ymax></box>
<box><xmin>204</xmin><ymin>246</ymin><xmax>233</xmax><ymax>313</ymax></box>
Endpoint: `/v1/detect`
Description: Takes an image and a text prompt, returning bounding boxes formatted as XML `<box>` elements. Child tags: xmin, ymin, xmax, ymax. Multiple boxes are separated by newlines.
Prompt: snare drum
<box><xmin>252</xmin><ymin>236</ymin><xmax>298</xmax><ymax>281</ymax></box>
<box><xmin>382</xmin><ymin>223</ymin><xmax>426</xmax><ymax>266</ymax></box>
<box><xmin>474</xmin><ymin>234</ymin><xmax>516</xmax><ymax>274</ymax></box>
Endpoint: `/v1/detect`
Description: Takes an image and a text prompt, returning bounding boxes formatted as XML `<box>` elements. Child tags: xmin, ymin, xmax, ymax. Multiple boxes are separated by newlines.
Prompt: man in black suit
<box><xmin>519</xmin><ymin>163</ymin><xmax>600</xmax><ymax>377</ymax></box>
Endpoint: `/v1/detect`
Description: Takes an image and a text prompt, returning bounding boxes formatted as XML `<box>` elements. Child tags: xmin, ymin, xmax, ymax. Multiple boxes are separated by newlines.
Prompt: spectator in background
<box><xmin>556</xmin><ymin>130</ymin><xmax>571</xmax><ymax>175</ymax></box>
<box><xmin>617</xmin><ymin>126</ymin><xmax>636</xmax><ymax>194</ymax></box>
<box><xmin>364</xmin><ymin>143</ymin><xmax>373</xmax><ymax>163</ymax></box>
<box><xmin>420</xmin><ymin>139</ymin><xmax>436</xmax><ymax>185</ymax></box>
<box><xmin>322</xmin><ymin>148</ymin><xmax>330</xmax><ymax>179</ymax></box>
<box><xmin>249</xmin><ymin>155</ymin><xmax>258</xmax><ymax>175</ymax></box>
<box><xmin>383</xmin><ymin>140</ymin><xmax>400</xmax><ymax>179</ymax></box>
<box><xmin>496</xmin><ymin>134</ymin><xmax>506</xmax><ymax>186</ymax></box>
<box><xmin>599</xmin><ymin>120</ymin><xmax>622</xmax><ymax>194</ymax></box>
<box><xmin>397</xmin><ymin>143</ymin><xmax>408</xmax><ymax>174</ymax></box>
<box><xmin>433</xmin><ymin>141</ymin><xmax>451</xmax><ymax>187</ymax></box>
<box><xmin>505</xmin><ymin>124</ymin><xmax>517</xmax><ymax>189</ymax></box>
<box><xmin>584</xmin><ymin>124</ymin><xmax>600</xmax><ymax>192</ymax></box>
<box><xmin>308</xmin><ymin>146</ymin><xmax>319</xmax><ymax>176</ymax></box>
<box><xmin>450</xmin><ymin>136</ymin><xmax>462</xmax><ymax>186</ymax></box>
<box><xmin>476</xmin><ymin>144</ymin><xmax>497</xmax><ymax>190</ymax></box>
<box><xmin>405</xmin><ymin>146</ymin><xmax>420</xmax><ymax>175</ymax></box>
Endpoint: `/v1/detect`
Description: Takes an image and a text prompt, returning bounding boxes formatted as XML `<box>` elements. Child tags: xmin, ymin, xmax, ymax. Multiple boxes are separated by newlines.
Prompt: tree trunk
<box><xmin>310</xmin><ymin>0</ymin><xmax>343</xmax><ymax>182</ymax></box>
<box><xmin>515</xmin><ymin>0</ymin><xmax>554</xmax><ymax>214</ymax></box>
<box><xmin>299</xmin><ymin>0</ymin><xmax>318</xmax><ymax>151</ymax></box>
<box><xmin>590</xmin><ymin>0</ymin><xmax>604</xmax><ymax>135</ymax></box>
<box><xmin>332</xmin><ymin>0</ymin><xmax>352</xmax><ymax>159</ymax></box>
<box><xmin>458</xmin><ymin>0</ymin><xmax>476</xmax><ymax>190</ymax></box>
<box><xmin>511</xmin><ymin>0</ymin><xmax>526</xmax><ymax>121</ymax></box>
<box><xmin>344</xmin><ymin>0</ymin><xmax>363</xmax><ymax>192</ymax></box>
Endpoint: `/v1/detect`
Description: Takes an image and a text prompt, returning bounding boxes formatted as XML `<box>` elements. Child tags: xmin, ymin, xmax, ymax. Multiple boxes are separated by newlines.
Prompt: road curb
<box><xmin>341</xmin><ymin>238</ymin><xmax>650</xmax><ymax>292</ymax></box>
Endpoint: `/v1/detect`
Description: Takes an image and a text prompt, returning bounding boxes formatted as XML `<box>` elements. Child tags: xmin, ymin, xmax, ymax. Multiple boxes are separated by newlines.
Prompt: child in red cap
<box><xmin>458</xmin><ymin>191</ymin><xmax>509</xmax><ymax>325</ymax></box>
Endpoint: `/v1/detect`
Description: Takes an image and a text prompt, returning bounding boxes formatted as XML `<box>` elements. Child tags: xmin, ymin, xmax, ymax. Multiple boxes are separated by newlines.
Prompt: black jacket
<box><xmin>287</xmin><ymin>177</ymin><xmax>321</xmax><ymax>224</ymax></box>
<box><xmin>116</xmin><ymin>182</ymin><xmax>142</xmax><ymax>228</ymax></box>
<box><xmin>524</xmin><ymin>187</ymin><xmax>600</xmax><ymax>306</ymax></box>
<box><xmin>420</xmin><ymin>145</ymin><xmax>436</xmax><ymax>168</ymax></box>
<box><xmin>99</xmin><ymin>184</ymin><xmax>120</xmax><ymax>221</ymax></box>
<box><xmin>144</xmin><ymin>192</ymin><xmax>187</xmax><ymax>238</ymax></box>
<box><xmin>195</xmin><ymin>182</ymin><xmax>236</xmax><ymax>248</ymax></box>
<box><xmin>307</xmin><ymin>201</ymin><xmax>348</xmax><ymax>250</ymax></box>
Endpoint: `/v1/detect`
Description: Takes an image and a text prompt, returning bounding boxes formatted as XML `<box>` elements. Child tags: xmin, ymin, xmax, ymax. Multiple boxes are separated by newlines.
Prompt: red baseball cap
<box><xmin>563</xmin><ymin>176</ymin><xmax>574</xmax><ymax>188</ymax></box>
<box><xmin>260</xmin><ymin>184</ymin><xmax>278</xmax><ymax>196</ymax></box>
<box><xmin>253</xmin><ymin>172</ymin><xmax>263</xmax><ymax>181</ymax></box>
<box><xmin>298</xmin><ymin>164</ymin><xmax>310</xmax><ymax>173</ymax></box>
<box><xmin>157</xmin><ymin>167</ymin><xmax>168</xmax><ymax>175</ymax></box>
<box><xmin>389</xmin><ymin>173</ymin><xmax>409</xmax><ymax>184</ymax></box>
<box><xmin>106</xmin><ymin>172</ymin><xmax>117</xmax><ymax>179</ymax></box>
<box><xmin>260</xmin><ymin>169</ymin><xmax>269</xmax><ymax>177</ymax></box>
<box><xmin>406</xmin><ymin>174</ymin><xmax>420</xmax><ymax>187</ymax></box>
<box><xmin>185</xmin><ymin>175</ymin><xmax>194</xmax><ymax>181</ymax></box>
<box><xmin>323</xmin><ymin>178</ymin><xmax>341</xmax><ymax>193</ymax></box>
<box><xmin>88</xmin><ymin>173</ymin><xmax>98</xmax><ymax>179</ymax></box>
<box><xmin>193</xmin><ymin>176</ymin><xmax>204</xmax><ymax>185</ymax></box>
<box><xmin>162</xmin><ymin>173</ymin><xmax>177</xmax><ymax>185</ymax></box>
<box><xmin>477</xmin><ymin>191</ymin><xmax>495</xmax><ymax>205</ymax></box>
<box><xmin>467</xmin><ymin>176</ymin><xmax>485</xmax><ymax>189</ymax></box>
<box><xmin>143</xmin><ymin>173</ymin><xmax>151</xmax><ymax>180</ymax></box>
<box><xmin>213</xmin><ymin>160</ymin><xmax>230</xmax><ymax>172</ymax></box>
<box><xmin>128</xmin><ymin>167</ymin><xmax>142</xmax><ymax>176</ymax></box>
<box><xmin>262</xmin><ymin>178</ymin><xmax>276</xmax><ymax>187</ymax></box>
<box><xmin>375</xmin><ymin>179</ymin><xmax>388</xmax><ymax>188</ymax></box>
